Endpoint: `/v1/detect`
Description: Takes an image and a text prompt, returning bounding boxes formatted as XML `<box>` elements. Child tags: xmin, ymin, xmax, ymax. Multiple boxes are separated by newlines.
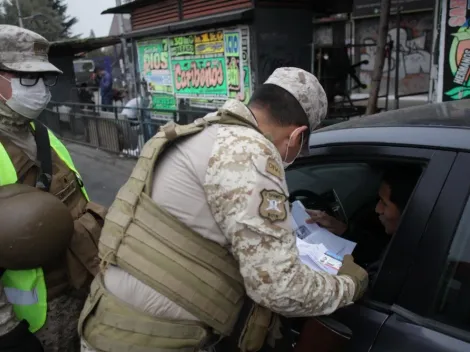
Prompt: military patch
<box><xmin>259</xmin><ymin>189</ymin><xmax>287</xmax><ymax>222</ymax></box>
<box><xmin>265</xmin><ymin>157</ymin><xmax>283</xmax><ymax>181</ymax></box>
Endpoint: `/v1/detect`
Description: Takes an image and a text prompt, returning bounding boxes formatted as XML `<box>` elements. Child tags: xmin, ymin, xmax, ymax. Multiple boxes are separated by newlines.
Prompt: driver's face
<box><xmin>375</xmin><ymin>181</ymin><xmax>401</xmax><ymax>235</ymax></box>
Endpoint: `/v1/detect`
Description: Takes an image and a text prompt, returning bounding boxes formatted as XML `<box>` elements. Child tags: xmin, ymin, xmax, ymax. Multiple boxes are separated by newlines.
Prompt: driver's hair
<box><xmin>382</xmin><ymin>165</ymin><xmax>422</xmax><ymax>212</ymax></box>
<box><xmin>247</xmin><ymin>84</ymin><xmax>309</xmax><ymax>129</ymax></box>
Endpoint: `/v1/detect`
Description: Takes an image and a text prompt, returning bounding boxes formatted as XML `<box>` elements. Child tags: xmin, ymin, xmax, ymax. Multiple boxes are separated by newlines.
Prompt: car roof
<box><xmin>309</xmin><ymin>100</ymin><xmax>470</xmax><ymax>152</ymax></box>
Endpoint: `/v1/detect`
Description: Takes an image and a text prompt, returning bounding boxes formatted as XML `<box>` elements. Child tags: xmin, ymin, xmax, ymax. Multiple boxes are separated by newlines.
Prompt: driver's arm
<box><xmin>204</xmin><ymin>127</ymin><xmax>368</xmax><ymax>317</ymax></box>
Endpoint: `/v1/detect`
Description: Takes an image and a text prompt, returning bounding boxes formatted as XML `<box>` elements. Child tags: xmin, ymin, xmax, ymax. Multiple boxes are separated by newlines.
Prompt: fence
<box><xmin>39</xmin><ymin>101</ymin><xmax>208</xmax><ymax>158</ymax></box>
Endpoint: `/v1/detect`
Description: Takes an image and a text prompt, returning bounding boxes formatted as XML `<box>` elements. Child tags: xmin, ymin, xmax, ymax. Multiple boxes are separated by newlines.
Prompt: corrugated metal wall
<box><xmin>132</xmin><ymin>0</ymin><xmax>180</xmax><ymax>30</ymax></box>
<box><xmin>181</xmin><ymin>0</ymin><xmax>252</xmax><ymax>19</ymax></box>
<box><xmin>131</xmin><ymin>0</ymin><xmax>252</xmax><ymax>30</ymax></box>
<box><xmin>256</xmin><ymin>0</ymin><xmax>311</xmax><ymax>8</ymax></box>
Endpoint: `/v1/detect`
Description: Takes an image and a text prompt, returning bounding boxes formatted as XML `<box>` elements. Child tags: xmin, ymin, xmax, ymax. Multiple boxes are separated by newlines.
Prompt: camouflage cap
<box><xmin>264</xmin><ymin>67</ymin><xmax>327</xmax><ymax>131</ymax></box>
<box><xmin>0</xmin><ymin>25</ymin><xmax>62</xmax><ymax>74</ymax></box>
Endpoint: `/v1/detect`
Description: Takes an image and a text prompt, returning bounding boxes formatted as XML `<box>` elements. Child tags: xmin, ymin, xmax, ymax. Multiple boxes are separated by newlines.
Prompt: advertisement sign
<box><xmin>136</xmin><ymin>26</ymin><xmax>253</xmax><ymax>111</ymax></box>
<box><xmin>137</xmin><ymin>39</ymin><xmax>173</xmax><ymax>94</ymax></box>
<box><xmin>172</xmin><ymin>57</ymin><xmax>227</xmax><ymax>98</ymax></box>
<box><xmin>443</xmin><ymin>0</ymin><xmax>470</xmax><ymax>101</ymax></box>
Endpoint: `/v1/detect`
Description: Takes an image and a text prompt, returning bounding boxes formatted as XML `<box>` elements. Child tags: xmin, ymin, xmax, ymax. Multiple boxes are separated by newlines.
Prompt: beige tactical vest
<box><xmin>80</xmin><ymin>109</ymin><xmax>276</xmax><ymax>352</ymax></box>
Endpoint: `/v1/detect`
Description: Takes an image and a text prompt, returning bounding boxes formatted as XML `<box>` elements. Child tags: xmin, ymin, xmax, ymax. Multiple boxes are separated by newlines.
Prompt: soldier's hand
<box><xmin>0</xmin><ymin>320</ymin><xmax>44</xmax><ymax>352</ymax></box>
<box><xmin>337</xmin><ymin>255</ymin><xmax>368</xmax><ymax>301</ymax></box>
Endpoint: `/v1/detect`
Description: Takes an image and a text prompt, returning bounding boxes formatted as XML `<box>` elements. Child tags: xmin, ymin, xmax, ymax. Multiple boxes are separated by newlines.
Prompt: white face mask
<box><xmin>282</xmin><ymin>127</ymin><xmax>304</xmax><ymax>169</ymax></box>
<box><xmin>0</xmin><ymin>75</ymin><xmax>51</xmax><ymax>119</ymax></box>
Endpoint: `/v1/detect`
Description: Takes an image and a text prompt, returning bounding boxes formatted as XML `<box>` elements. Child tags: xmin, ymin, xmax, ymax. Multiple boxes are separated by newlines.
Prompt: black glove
<box><xmin>0</xmin><ymin>320</ymin><xmax>44</xmax><ymax>352</ymax></box>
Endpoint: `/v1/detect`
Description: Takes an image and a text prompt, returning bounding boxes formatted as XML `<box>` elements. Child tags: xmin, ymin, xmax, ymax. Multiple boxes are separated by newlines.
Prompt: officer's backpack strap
<box><xmin>32</xmin><ymin>121</ymin><xmax>52</xmax><ymax>192</ymax></box>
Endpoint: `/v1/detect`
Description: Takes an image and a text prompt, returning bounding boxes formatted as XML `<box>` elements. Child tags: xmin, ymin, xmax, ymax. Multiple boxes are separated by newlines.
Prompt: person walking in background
<box><xmin>94</xmin><ymin>66</ymin><xmax>113</xmax><ymax>112</ymax></box>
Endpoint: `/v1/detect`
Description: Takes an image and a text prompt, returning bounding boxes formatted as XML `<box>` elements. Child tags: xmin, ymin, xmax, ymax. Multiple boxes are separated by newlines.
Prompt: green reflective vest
<box><xmin>0</xmin><ymin>123</ymin><xmax>89</xmax><ymax>332</ymax></box>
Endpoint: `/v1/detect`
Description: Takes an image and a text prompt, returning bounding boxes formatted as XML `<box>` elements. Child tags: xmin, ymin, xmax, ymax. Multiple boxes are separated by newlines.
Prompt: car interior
<box><xmin>285</xmin><ymin>160</ymin><xmax>425</xmax><ymax>275</ymax></box>
<box><xmin>285</xmin><ymin>160</ymin><xmax>426</xmax><ymax>350</ymax></box>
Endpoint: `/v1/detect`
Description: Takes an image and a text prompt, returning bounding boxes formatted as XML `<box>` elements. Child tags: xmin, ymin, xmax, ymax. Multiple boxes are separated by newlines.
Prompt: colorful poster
<box><xmin>170</xmin><ymin>35</ymin><xmax>195</xmax><ymax>57</ymax></box>
<box><xmin>225</xmin><ymin>31</ymin><xmax>243</xmax><ymax>99</ymax></box>
<box><xmin>137</xmin><ymin>39</ymin><xmax>173</xmax><ymax>95</ymax></box>
<box><xmin>443</xmin><ymin>0</ymin><xmax>470</xmax><ymax>101</ymax></box>
<box><xmin>150</xmin><ymin>94</ymin><xmax>177</xmax><ymax>120</ymax></box>
<box><xmin>172</xmin><ymin>57</ymin><xmax>227</xmax><ymax>98</ymax></box>
<box><xmin>241</xmin><ymin>27</ymin><xmax>252</xmax><ymax>104</ymax></box>
<box><xmin>195</xmin><ymin>31</ymin><xmax>224</xmax><ymax>55</ymax></box>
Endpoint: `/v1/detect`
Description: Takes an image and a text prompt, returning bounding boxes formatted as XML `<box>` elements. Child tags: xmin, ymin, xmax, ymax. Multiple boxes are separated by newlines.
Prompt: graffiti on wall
<box><xmin>137</xmin><ymin>27</ymin><xmax>252</xmax><ymax>113</ymax></box>
<box><xmin>355</xmin><ymin>13</ymin><xmax>433</xmax><ymax>96</ymax></box>
<box><xmin>442</xmin><ymin>0</ymin><xmax>470</xmax><ymax>101</ymax></box>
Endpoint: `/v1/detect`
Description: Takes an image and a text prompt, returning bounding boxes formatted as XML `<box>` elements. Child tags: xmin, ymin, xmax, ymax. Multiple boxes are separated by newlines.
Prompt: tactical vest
<box><xmin>0</xmin><ymin>123</ymin><xmax>89</xmax><ymax>333</ymax></box>
<box><xmin>80</xmin><ymin>109</ymin><xmax>275</xmax><ymax>352</ymax></box>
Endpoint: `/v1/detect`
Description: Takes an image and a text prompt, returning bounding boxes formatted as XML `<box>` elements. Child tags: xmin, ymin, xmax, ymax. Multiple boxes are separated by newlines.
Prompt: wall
<box><xmin>355</xmin><ymin>11</ymin><xmax>434</xmax><ymax>96</ymax></box>
<box><xmin>253</xmin><ymin>8</ymin><xmax>314</xmax><ymax>84</ymax></box>
<box><xmin>49</xmin><ymin>54</ymin><xmax>79</xmax><ymax>103</ymax></box>
<box><xmin>135</xmin><ymin>25</ymin><xmax>253</xmax><ymax>119</ymax></box>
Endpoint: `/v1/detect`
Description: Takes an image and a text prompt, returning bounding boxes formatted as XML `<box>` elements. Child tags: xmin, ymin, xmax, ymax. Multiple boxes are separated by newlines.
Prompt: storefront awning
<box><xmin>123</xmin><ymin>8</ymin><xmax>254</xmax><ymax>40</ymax></box>
<box><xmin>49</xmin><ymin>36</ymin><xmax>121</xmax><ymax>56</ymax></box>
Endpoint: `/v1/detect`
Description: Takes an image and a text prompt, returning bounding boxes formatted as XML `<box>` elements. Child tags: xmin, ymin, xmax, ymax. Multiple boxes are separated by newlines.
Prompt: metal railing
<box><xmin>39</xmin><ymin>101</ymin><xmax>209</xmax><ymax>157</ymax></box>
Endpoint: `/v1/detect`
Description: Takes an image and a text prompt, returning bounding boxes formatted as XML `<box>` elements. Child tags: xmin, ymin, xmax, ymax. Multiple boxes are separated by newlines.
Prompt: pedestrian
<box><xmin>0</xmin><ymin>25</ymin><xmax>107</xmax><ymax>352</ymax></box>
<box><xmin>94</xmin><ymin>66</ymin><xmax>113</xmax><ymax>112</ymax></box>
<box><xmin>79</xmin><ymin>67</ymin><xmax>368</xmax><ymax>352</ymax></box>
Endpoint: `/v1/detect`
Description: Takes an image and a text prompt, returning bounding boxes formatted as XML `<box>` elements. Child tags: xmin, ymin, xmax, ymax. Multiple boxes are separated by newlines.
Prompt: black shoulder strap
<box><xmin>33</xmin><ymin>121</ymin><xmax>52</xmax><ymax>192</ymax></box>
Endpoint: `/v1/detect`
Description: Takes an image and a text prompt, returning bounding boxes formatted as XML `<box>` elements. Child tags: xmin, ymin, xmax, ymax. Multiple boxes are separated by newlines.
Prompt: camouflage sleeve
<box><xmin>204</xmin><ymin>126</ymin><xmax>356</xmax><ymax>317</ymax></box>
<box><xmin>0</xmin><ymin>281</ymin><xmax>20</xmax><ymax>336</ymax></box>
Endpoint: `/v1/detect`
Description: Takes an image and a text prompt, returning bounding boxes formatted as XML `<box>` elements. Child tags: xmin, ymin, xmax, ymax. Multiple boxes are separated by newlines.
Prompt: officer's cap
<box><xmin>264</xmin><ymin>67</ymin><xmax>327</xmax><ymax>131</ymax></box>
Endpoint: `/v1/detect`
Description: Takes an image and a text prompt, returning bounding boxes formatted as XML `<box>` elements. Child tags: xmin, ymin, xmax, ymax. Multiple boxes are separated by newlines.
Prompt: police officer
<box><xmin>80</xmin><ymin>67</ymin><xmax>368</xmax><ymax>352</ymax></box>
<box><xmin>0</xmin><ymin>25</ymin><xmax>106</xmax><ymax>352</ymax></box>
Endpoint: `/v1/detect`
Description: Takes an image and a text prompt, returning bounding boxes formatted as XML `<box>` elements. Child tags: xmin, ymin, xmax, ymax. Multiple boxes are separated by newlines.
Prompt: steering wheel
<box><xmin>289</xmin><ymin>189</ymin><xmax>336</xmax><ymax>218</ymax></box>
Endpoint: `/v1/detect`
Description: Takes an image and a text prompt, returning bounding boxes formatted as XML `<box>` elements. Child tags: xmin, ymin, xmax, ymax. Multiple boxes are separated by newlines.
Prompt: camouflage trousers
<box><xmin>35</xmin><ymin>294</ymin><xmax>85</xmax><ymax>352</ymax></box>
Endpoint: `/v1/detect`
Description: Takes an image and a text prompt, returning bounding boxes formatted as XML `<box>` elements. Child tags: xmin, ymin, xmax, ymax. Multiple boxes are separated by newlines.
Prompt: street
<box><xmin>65</xmin><ymin>141</ymin><xmax>136</xmax><ymax>207</ymax></box>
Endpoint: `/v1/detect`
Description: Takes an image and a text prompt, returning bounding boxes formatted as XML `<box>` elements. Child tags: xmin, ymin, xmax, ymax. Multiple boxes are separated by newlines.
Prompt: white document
<box><xmin>291</xmin><ymin>200</ymin><xmax>357</xmax><ymax>275</ymax></box>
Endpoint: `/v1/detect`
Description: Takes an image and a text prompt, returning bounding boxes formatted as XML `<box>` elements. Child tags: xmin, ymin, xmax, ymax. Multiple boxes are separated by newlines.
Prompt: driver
<box><xmin>307</xmin><ymin>165</ymin><xmax>422</xmax><ymax>268</ymax></box>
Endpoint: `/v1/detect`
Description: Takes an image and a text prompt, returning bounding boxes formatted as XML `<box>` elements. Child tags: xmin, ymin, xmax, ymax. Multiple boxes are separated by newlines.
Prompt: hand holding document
<box><xmin>291</xmin><ymin>201</ymin><xmax>357</xmax><ymax>275</ymax></box>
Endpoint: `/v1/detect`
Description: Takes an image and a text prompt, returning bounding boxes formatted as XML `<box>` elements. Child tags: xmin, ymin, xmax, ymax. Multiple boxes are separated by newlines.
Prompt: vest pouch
<box><xmin>238</xmin><ymin>304</ymin><xmax>274</xmax><ymax>352</ymax></box>
<box><xmin>79</xmin><ymin>274</ymin><xmax>212</xmax><ymax>352</ymax></box>
<box><xmin>68</xmin><ymin>202</ymin><xmax>107</xmax><ymax>291</ymax></box>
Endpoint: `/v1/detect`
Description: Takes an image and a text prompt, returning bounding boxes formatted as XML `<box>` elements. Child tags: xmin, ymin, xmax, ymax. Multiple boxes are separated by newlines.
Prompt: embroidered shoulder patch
<box><xmin>259</xmin><ymin>189</ymin><xmax>287</xmax><ymax>222</ymax></box>
<box><xmin>265</xmin><ymin>157</ymin><xmax>283</xmax><ymax>181</ymax></box>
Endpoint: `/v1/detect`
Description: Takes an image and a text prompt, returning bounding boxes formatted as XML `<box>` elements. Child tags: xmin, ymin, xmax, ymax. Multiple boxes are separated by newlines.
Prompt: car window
<box><xmin>433</xmin><ymin>196</ymin><xmax>470</xmax><ymax>331</ymax></box>
<box><xmin>286</xmin><ymin>163</ymin><xmax>382</xmax><ymax>218</ymax></box>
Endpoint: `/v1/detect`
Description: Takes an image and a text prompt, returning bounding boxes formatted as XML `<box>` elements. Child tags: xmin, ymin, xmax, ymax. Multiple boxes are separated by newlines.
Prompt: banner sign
<box><xmin>136</xmin><ymin>26</ymin><xmax>252</xmax><ymax>110</ymax></box>
<box><xmin>443</xmin><ymin>0</ymin><xmax>470</xmax><ymax>101</ymax></box>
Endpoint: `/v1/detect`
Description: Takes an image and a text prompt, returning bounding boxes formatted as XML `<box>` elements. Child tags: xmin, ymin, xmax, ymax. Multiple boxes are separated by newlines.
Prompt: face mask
<box><xmin>0</xmin><ymin>75</ymin><xmax>51</xmax><ymax>119</ymax></box>
<box><xmin>282</xmin><ymin>127</ymin><xmax>304</xmax><ymax>169</ymax></box>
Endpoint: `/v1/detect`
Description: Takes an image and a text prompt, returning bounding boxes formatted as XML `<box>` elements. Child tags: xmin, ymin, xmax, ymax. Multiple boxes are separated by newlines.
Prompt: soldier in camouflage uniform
<box><xmin>80</xmin><ymin>67</ymin><xmax>368</xmax><ymax>352</ymax></box>
<box><xmin>0</xmin><ymin>25</ymin><xmax>106</xmax><ymax>352</ymax></box>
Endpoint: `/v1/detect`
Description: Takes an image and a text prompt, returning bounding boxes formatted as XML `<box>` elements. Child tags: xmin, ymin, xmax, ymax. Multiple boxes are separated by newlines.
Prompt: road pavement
<box><xmin>65</xmin><ymin>142</ymin><xmax>136</xmax><ymax>207</ymax></box>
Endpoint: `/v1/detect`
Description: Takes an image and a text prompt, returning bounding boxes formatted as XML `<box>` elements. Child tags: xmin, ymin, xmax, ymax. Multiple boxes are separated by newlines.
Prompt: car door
<box><xmin>370</xmin><ymin>152</ymin><xmax>470</xmax><ymax>352</ymax></box>
<box><xmin>290</xmin><ymin>144</ymin><xmax>456</xmax><ymax>352</ymax></box>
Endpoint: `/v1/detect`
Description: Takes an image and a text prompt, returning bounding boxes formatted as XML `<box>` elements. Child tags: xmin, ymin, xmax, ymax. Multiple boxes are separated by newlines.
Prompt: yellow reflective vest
<box><xmin>0</xmin><ymin>123</ymin><xmax>88</xmax><ymax>332</ymax></box>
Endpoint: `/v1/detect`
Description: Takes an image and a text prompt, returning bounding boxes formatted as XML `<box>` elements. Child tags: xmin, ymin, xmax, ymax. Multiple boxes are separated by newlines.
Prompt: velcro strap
<box><xmin>161</xmin><ymin>122</ymin><xmax>178</xmax><ymax>140</ymax></box>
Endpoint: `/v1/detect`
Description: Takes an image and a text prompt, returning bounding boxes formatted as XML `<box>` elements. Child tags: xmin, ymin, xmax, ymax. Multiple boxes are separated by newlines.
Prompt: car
<box><xmin>285</xmin><ymin>100</ymin><xmax>470</xmax><ymax>352</ymax></box>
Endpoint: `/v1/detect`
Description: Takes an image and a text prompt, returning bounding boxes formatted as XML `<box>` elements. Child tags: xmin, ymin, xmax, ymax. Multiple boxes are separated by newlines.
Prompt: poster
<box><xmin>137</xmin><ymin>39</ymin><xmax>173</xmax><ymax>94</ymax></box>
<box><xmin>137</xmin><ymin>26</ymin><xmax>253</xmax><ymax>111</ymax></box>
<box><xmin>172</xmin><ymin>57</ymin><xmax>227</xmax><ymax>98</ymax></box>
<box><xmin>443</xmin><ymin>0</ymin><xmax>470</xmax><ymax>101</ymax></box>
<box><xmin>195</xmin><ymin>31</ymin><xmax>224</xmax><ymax>55</ymax></box>
<box><xmin>225</xmin><ymin>31</ymin><xmax>243</xmax><ymax>99</ymax></box>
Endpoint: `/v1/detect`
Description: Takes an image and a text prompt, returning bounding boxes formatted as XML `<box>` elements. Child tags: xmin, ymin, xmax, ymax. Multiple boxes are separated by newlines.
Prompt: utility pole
<box><xmin>366</xmin><ymin>0</ymin><xmax>392</xmax><ymax>115</ymax></box>
<box><xmin>115</xmin><ymin>0</ymin><xmax>134</xmax><ymax>99</ymax></box>
<box><xmin>14</xmin><ymin>0</ymin><xmax>24</xmax><ymax>27</ymax></box>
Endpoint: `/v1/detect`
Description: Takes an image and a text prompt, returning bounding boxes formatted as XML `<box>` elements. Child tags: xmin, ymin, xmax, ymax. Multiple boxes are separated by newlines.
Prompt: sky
<box><xmin>67</xmin><ymin>0</ymin><xmax>116</xmax><ymax>38</ymax></box>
